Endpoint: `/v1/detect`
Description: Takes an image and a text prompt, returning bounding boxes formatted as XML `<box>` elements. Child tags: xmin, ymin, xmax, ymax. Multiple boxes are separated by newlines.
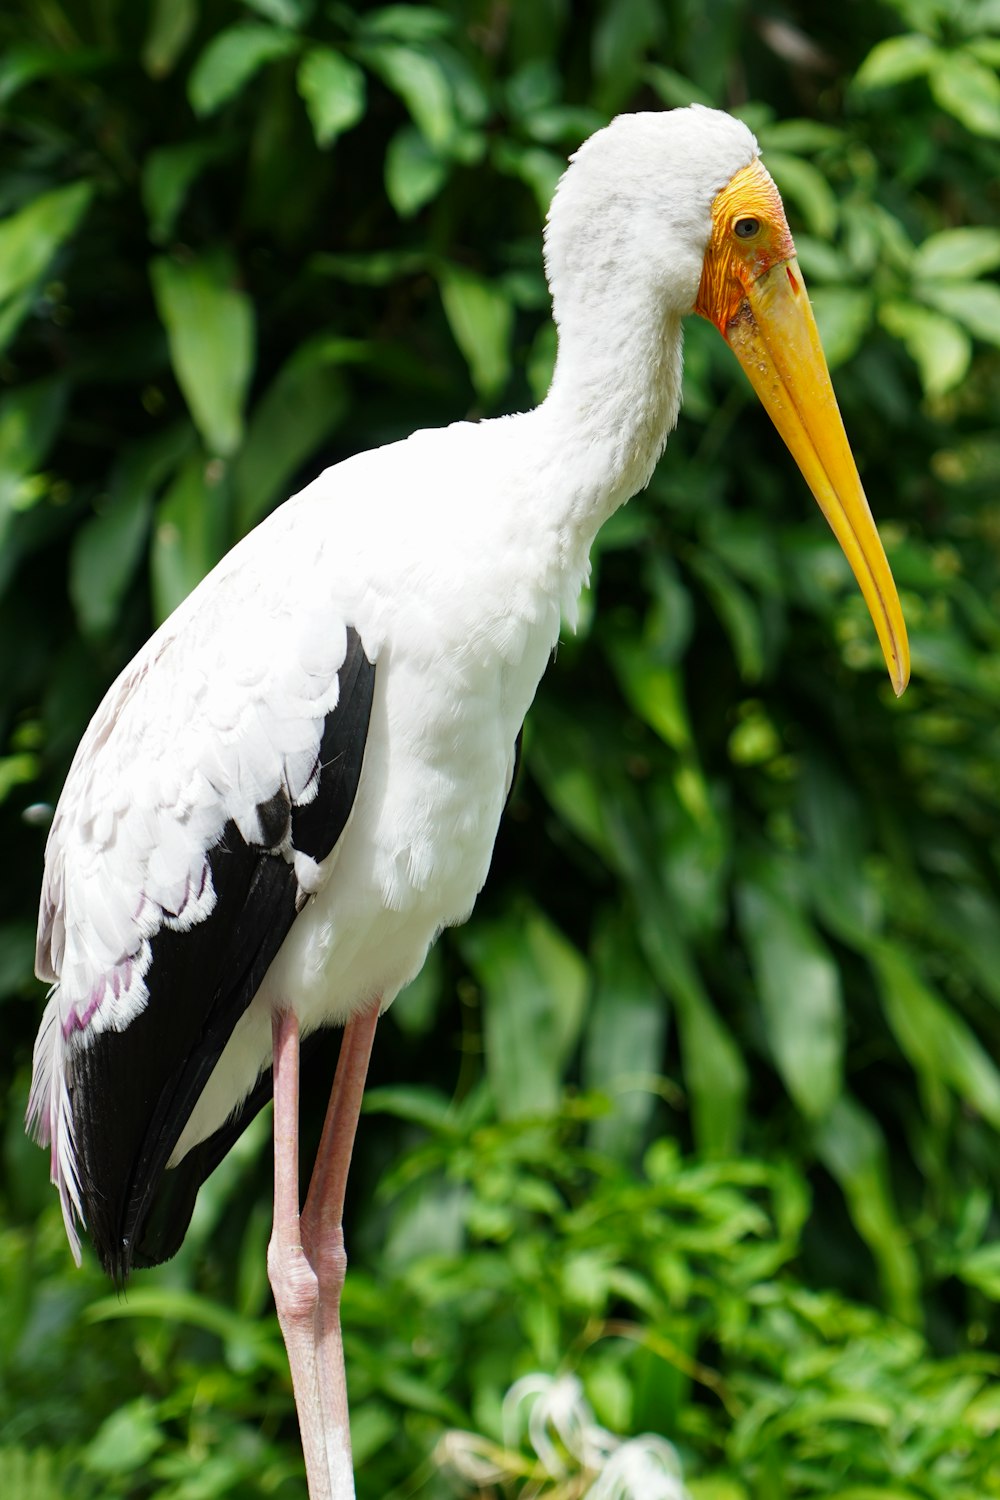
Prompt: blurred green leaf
<box><xmin>0</xmin><ymin>753</ymin><xmax>36</xmax><ymax>803</ymax></box>
<box><xmin>364</xmin><ymin>1084</ymin><xmax>454</xmax><ymax>1132</ymax></box>
<box><xmin>150</xmin><ymin>251</ymin><xmax>255</xmax><ymax>457</ymax></box>
<box><xmin>0</xmin><ymin>181</ymin><xmax>93</xmax><ymax>333</ymax></box>
<box><xmin>764</xmin><ymin>152</ymin><xmax>838</xmax><ymax>238</ymax></box>
<box><xmin>310</xmin><ymin>248</ymin><xmax>427</xmax><ymax>286</ymax></box>
<box><xmin>841</xmin><ymin>201</ymin><xmax>881</xmax><ymax>278</ymax></box>
<box><xmin>636</xmin><ymin>905</ymin><xmax>747</xmax><ymax>1156</ymax></box>
<box><xmin>854</xmin><ymin>34</ymin><xmax>938</xmax><ymax>89</ymax></box>
<box><xmin>151</xmin><ymin>452</ymin><xmax>228</xmax><ymax>621</ymax></box>
<box><xmin>0</xmin><ymin>1447</ymin><xmax>71</xmax><ymax>1500</ymax></box>
<box><xmin>359</xmin><ymin>5</ymin><xmax>455</xmax><ymax>41</ymax></box>
<box><xmin>524</xmin><ymin>104</ymin><xmax>606</xmax><ymax>146</ymax></box>
<box><xmin>970</xmin><ymin>34</ymin><xmax>1000</xmax><ymax>66</ymax></box>
<box><xmin>584</xmin><ymin>913</ymin><xmax>668</xmax><ymax>1160</ymax></box>
<box><xmin>385</xmin><ymin>124</ymin><xmax>448</xmax><ymax>217</ymax></box>
<box><xmin>389</xmin><ymin>944</ymin><xmax>442</xmax><ymax>1037</ymax></box>
<box><xmin>233</xmin><ymin>343</ymin><xmax>347</xmax><ymax>533</ymax></box>
<box><xmin>364</xmin><ymin>42</ymin><xmax>456</xmax><ymax>150</ymax></box>
<box><xmin>956</xmin><ymin>1242</ymin><xmax>1000</xmax><ymax>1300</ymax></box>
<box><xmin>758</xmin><ymin>119</ymin><xmax>844</xmax><ymax>153</ymax></box>
<box><xmin>142</xmin><ymin>0</ymin><xmax>197</xmax><ymax>77</ymax></box>
<box><xmin>879</xmin><ymin>299</ymin><xmax>972</xmax><ymax>395</ymax></box>
<box><xmin>936</xmin><ymin>885</ymin><xmax>1000</xmax><ymax>1014</ymax></box>
<box><xmin>70</xmin><ymin>487</ymin><xmax>151</xmax><ymax>640</ymax></box>
<box><xmin>929</xmin><ymin>50</ymin><xmax>1000</xmax><ymax>138</ymax></box>
<box><xmin>142</xmin><ymin>140</ymin><xmax>228</xmax><ymax>244</ymax></box>
<box><xmin>920</xmin><ymin>280</ymin><xmax>1000</xmax><ymax>347</ymax></box>
<box><xmin>795</xmin><ymin>234</ymin><xmax>849</xmax><ymax>283</ymax></box>
<box><xmin>350</xmin><ymin>1402</ymin><xmax>398</xmax><ymax>1469</ymax></box>
<box><xmin>645</xmin><ymin>63</ymin><xmax>713</xmax><ymax>108</ymax></box>
<box><xmin>687</xmin><ymin>1482</ymin><xmax>750</xmax><ymax>1500</ymax></box>
<box><xmin>873</xmin><ymin>942</ymin><xmax>1000</xmax><ymax>1130</ymax></box>
<box><xmin>913</xmin><ymin>227</ymin><xmax>1000</xmax><ymax>280</ymax></box>
<box><xmin>528</xmin><ymin>707</ymin><xmax>614</xmax><ymax>863</ymax></box>
<box><xmin>188</xmin><ymin>23</ymin><xmax>299</xmax><ymax>116</ymax></box>
<box><xmin>609</xmin><ymin>643</ymin><xmax>691</xmax><ymax>752</ymax></box>
<box><xmin>297</xmin><ymin>46</ymin><xmax>366</xmax><ymax>148</ymax></box>
<box><xmin>0</xmin><ymin>378</ymin><xmax>65</xmax><ymax>521</ymax></box>
<box><xmin>797</xmin><ymin>759</ymin><xmax>879</xmax><ymax>948</ymax></box>
<box><xmin>0</xmin><ymin>44</ymin><xmax>109</xmax><ymax>104</ymax></box>
<box><xmin>462</xmin><ymin>905</ymin><xmax>588</xmax><ymax>1118</ymax></box>
<box><xmin>69</xmin><ymin>426</ymin><xmax>191</xmax><ymax>637</ymax></box>
<box><xmin>592</xmin><ymin>0</ymin><xmax>663</xmax><ymax>107</ymax></box>
<box><xmin>699</xmin><ymin>512</ymin><xmax>781</xmax><ymax>597</ymax></box>
<box><xmin>810</xmin><ymin>288</ymin><xmax>873</xmax><ymax>368</ymax></box>
<box><xmin>87</xmin><ymin>1286</ymin><xmax>287</xmax><ymax>1372</ymax></box>
<box><xmin>686</xmin><ymin>551</ymin><xmax>765</xmax><ymax>683</ymax></box>
<box><xmin>0</xmin><ymin>921</ymin><xmax>34</xmax><ymax>998</ymax></box>
<box><xmin>729</xmin><ymin>701</ymin><xmax>781</xmax><ymax>767</ymax></box>
<box><xmin>816</xmin><ymin>1096</ymin><xmax>921</xmax><ymax>1323</ymax></box>
<box><xmin>84</xmin><ymin>1397</ymin><xmax>164</xmax><ymax>1474</ymax></box>
<box><xmin>0</xmin><ymin>290</ymin><xmax>32</xmax><ymax>357</ymax></box>
<box><xmin>243</xmin><ymin>0</ymin><xmax>313</xmax><ymax>24</ymax></box>
<box><xmin>492</xmin><ymin>139</ymin><xmax>565</xmax><ymax>214</ymax></box>
<box><xmin>438</xmin><ymin>264</ymin><xmax>513</xmax><ymax>400</ymax></box>
<box><xmin>737</xmin><ymin>859</ymin><xmax>844</xmax><ymax>1121</ymax></box>
<box><xmin>527</xmin><ymin>320</ymin><xmax>557</xmax><ymax>404</ymax></box>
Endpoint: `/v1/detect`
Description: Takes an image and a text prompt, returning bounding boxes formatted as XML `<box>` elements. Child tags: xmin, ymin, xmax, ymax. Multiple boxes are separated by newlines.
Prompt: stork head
<box><xmin>545</xmin><ymin>106</ymin><xmax>909</xmax><ymax>697</ymax></box>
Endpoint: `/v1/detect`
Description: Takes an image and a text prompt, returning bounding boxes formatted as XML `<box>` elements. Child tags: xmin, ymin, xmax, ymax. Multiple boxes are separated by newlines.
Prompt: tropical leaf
<box><xmin>150</xmin><ymin>251</ymin><xmax>255</xmax><ymax>456</ymax></box>
<box><xmin>188</xmin><ymin>23</ymin><xmax>299</xmax><ymax>116</ymax></box>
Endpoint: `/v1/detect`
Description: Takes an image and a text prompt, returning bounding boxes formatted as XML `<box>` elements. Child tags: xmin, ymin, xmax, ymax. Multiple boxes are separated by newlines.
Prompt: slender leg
<box><xmin>301</xmin><ymin>1001</ymin><xmax>380</xmax><ymax>1496</ymax></box>
<box><xmin>267</xmin><ymin>1003</ymin><xmax>380</xmax><ymax>1500</ymax></box>
<box><xmin>268</xmin><ymin>1008</ymin><xmax>331</xmax><ymax>1500</ymax></box>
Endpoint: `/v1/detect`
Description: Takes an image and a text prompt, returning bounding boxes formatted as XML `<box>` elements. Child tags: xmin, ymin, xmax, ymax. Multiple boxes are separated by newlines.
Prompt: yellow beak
<box><xmin>695</xmin><ymin>158</ymin><xmax>907</xmax><ymax>692</ymax></box>
<box><xmin>725</xmin><ymin>256</ymin><xmax>909</xmax><ymax>696</ymax></box>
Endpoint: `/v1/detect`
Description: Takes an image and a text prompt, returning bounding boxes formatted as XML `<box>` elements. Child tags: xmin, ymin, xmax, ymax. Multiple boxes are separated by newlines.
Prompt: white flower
<box><xmin>504</xmin><ymin>1373</ymin><xmax>611</xmax><ymax>1476</ymax></box>
<box><xmin>586</xmin><ymin>1435</ymin><xmax>690</xmax><ymax>1499</ymax></box>
<box><xmin>435</xmin><ymin>1429</ymin><xmax>511</xmax><ymax>1487</ymax></box>
<box><xmin>436</xmin><ymin>1371</ymin><xmax>694</xmax><ymax>1498</ymax></box>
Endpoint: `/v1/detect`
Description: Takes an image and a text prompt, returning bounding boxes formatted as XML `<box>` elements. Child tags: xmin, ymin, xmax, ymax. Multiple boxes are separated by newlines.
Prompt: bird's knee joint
<box><xmin>268</xmin><ymin>1240</ymin><xmax>320</xmax><ymax>1323</ymax></box>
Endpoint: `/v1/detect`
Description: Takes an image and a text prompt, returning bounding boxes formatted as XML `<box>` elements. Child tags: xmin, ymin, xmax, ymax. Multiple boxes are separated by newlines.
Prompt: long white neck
<box><xmin>519</xmin><ymin>292</ymin><xmax>684</xmax><ymax>579</ymax></box>
<box><xmin>547</xmin><ymin>303</ymin><xmax>683</xmax><ymax>509</ymax></box>
<box><xmin>482</xmin><ymin>299</ymin><xmax>683</xmax><ymax>635</ymax></box>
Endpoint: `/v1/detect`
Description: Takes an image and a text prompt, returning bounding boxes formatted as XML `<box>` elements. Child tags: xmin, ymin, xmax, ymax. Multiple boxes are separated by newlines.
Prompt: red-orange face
<box><xmin>694</xmin><ymin>158</ymin><xmax>795</xmax><ymax>334</ymax></box>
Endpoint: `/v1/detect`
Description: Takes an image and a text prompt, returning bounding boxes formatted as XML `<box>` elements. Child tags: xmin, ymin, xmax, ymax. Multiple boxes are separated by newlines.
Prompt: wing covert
<box><xmin>29</xmin><ymin>581</ymin><xmax>376</xmax><ymax>1279</ymax></box>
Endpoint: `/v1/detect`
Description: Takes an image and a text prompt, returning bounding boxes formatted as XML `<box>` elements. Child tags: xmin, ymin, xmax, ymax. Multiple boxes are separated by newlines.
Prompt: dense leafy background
<box><xmin>2</xmin><ymin>0</ymin><xmax>1000</xmax><ymax>1495</ymax></box>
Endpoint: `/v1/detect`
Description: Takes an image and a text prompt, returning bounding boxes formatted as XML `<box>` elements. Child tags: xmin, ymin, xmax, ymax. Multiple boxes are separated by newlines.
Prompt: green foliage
<box><xmin>0</xmin><ymin>0</ymin><xmax>999</xmax><ymax>1495</ymax></box>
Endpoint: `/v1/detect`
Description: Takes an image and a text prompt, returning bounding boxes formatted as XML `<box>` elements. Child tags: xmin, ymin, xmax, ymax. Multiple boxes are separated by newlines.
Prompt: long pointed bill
<box><xmin>729</xmin><ymin>259</ymin><xmax>909</xmax><ymax>695</ymax></box>
<box><xmin>695</xmin><ymin>158</ymin><xmax>909</xmax><ymax>696</ymax></box>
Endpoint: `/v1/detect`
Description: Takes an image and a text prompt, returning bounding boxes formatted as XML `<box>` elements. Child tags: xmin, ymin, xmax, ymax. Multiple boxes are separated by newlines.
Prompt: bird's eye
<box><xmin>734</xmin><ymin>216</ymin><xmax>761</xmax><ymax>239</ymax></box>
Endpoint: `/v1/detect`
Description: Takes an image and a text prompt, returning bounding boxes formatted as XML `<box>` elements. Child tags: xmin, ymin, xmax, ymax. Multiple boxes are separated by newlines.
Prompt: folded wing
<box><xmin>29</xmin><ymin>560</ymin><xmax>376</xmax><ymax>1281</ymax></box>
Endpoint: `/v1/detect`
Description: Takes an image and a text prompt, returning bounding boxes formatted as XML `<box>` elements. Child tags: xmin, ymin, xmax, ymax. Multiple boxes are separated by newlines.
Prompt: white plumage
<box><xmin>31</xmin><ymin>108</ymin><xmax>763</xmax><ymax>1263</ymax></box>
<box><xmin>21</xmin><ymin>102</ymin><xmax>917</xmax><ymax>1500</ymax></box>
<box><xmin>28</xmin><ymin>103</ymin><xmax>909</xmax><ymax>1498</ymax></box>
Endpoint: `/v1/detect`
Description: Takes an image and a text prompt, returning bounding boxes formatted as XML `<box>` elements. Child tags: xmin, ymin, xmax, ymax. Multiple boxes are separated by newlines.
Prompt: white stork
<box><xmin>27</xmin><ymin>106</ymin><xmax>908</xmax><ymax>1499</ymax></box>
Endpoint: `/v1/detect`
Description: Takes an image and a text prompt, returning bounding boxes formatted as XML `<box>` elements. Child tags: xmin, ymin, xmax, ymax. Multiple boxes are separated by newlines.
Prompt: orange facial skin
<box><xmin>694</xmin><ymin>159</ymin><xmax>796</xmax><ymax>335</ymax></box>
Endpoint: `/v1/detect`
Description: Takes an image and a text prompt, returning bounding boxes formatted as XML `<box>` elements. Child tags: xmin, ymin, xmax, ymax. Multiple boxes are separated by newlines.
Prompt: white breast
<box><xmin>170</xmin><ymin>419</ymin><xmax>569</xmax><ymax>1161</ymax></box>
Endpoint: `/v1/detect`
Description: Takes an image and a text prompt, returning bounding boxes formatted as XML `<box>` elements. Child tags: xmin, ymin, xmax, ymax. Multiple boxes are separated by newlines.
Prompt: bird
<box><xmin>27</xmin><ymin>105</ymin><xmax>909</xmax><ymax>1499</ymax></box>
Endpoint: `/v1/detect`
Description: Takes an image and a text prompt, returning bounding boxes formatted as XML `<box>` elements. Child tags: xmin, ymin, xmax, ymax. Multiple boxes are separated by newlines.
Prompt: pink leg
<box><xmin>267</xmin><ymin>1004</ymin><xmax>379</xmax><ymax>1500</ymax></box>
<box><xmin>301</xmin><ymin>1001</ymin><xmax>380</xmax><ymax>1492</ymax></box>
<box><xmin>268</xmin><ymin>1009</ymin><xmax>331</xmax><ymax>1499</ymax></box>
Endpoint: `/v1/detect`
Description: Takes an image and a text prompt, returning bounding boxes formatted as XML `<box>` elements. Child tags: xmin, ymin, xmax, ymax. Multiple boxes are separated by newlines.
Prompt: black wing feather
<box><xmin>71</xmin><ymin>627</ymin><xmax>376</xmax><ymax>1282</ymax></box>
<box><xmin>131</xmin><ymin>1030</ymin><xmax>326</xmax><ymax>1269</ymax></box>
<box><xmin>292</xmin><ymin>628</ymin><xmax>374</xmax><ymax>862</ymax></box>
